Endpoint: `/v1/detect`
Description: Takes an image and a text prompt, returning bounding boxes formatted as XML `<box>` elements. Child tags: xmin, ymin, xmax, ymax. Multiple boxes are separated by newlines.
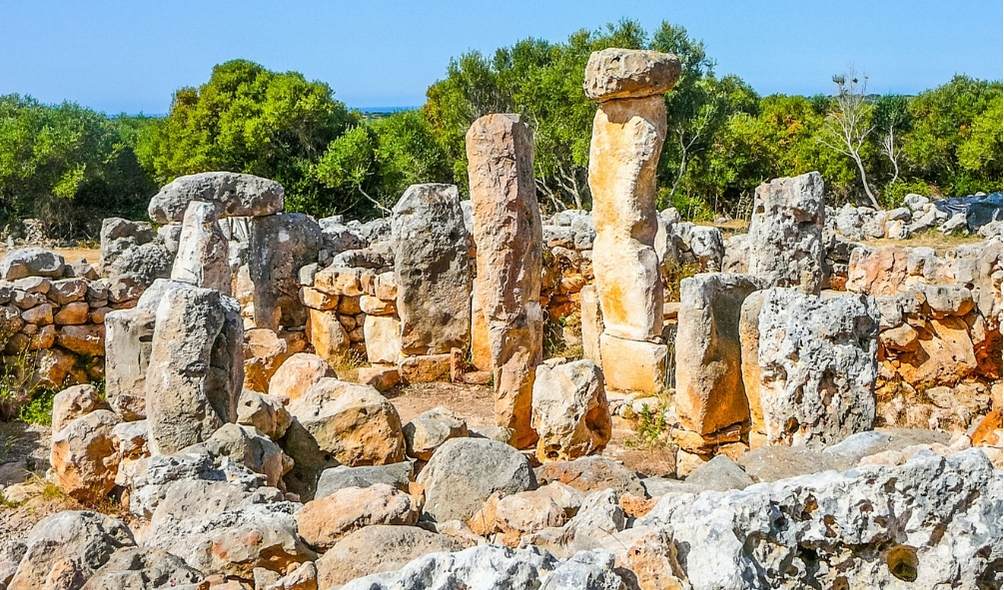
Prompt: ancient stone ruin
<box><xmin>0</xmin><ymin>47</ymin><xmax>999</xmax><ymax>590</ymax></box>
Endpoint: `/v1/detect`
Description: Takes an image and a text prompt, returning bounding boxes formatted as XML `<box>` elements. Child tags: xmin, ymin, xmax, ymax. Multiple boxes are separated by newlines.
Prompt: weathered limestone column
<box><xmin>145</xmin><ymin>284</ymin><xmax>244</xmax><ymax>454</ymax></box>
<box><xmin>466</xmin><ymin>114</ymin><xmax>543</xmax><ymax>448</ymax></box>
<box><xmin>673</xmin><ymin>273</ymin><xmax>762</xmax><ymax>463</ymax></box>
<box><xmin>746</xmin><ymin>172</ymin><xmax>826</xmax><ymax>293</ymax></box>
<box><xmin>391</xmin><ymin>184</ymin><xmax>472</xmax><ymax>382</ymax></box>
<box><xmin>170</xmin><ymin>201</ymin><xmax>230</xmax><ymax>295</ymax></box>
<box><xmin>585</xmin><ymin>48</ymin><xmax>680</xmax><ymax>394</ymax></box>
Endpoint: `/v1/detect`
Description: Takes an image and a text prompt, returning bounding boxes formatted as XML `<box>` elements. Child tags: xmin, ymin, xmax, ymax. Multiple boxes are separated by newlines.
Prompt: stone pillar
<box><xmin>170</xmin><ymin>201</ymin><xmax>230</xmax><ymax>295</ymax></box>
<box><xmin>673</xmin><ymin>273</ymin><xmax>763</xmax><ymax>460</ymax></box>
<box><xmin>584</xmin><ymin>48</ymin><xmax>680</xmax><ymax>394</ymax></box>
<box><xmin>247</xmin><ymin>213</ymin><xmax>323</xmax><ymax>331</ymax></box>
<box><xmin>145</xmin><ymin>284</ymin><xmax>244</xmax><ymax>454</ymax></box>
<box><xmin>391</xmin><ymin>184</ymin><xmax>471</xmax><ymax>382</ymax></box>
<box><xmin>466</xmin><ymin>114</ymin><xmax>543</xmax><ymax>448</ymax></box>
<box><xmin>746</xmin><ymin>172</ymin><xmax>826</xmax><ymax>293</ymax></box>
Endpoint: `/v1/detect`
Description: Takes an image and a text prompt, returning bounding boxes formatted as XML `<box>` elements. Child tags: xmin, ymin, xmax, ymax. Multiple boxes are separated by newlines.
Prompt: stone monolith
<box><xmin>466</xmin><ymin>114</ymin><xmax>543</xmax><ymax>447</ymax></box>
<box><xmin>170</xmin><ymin>200</ymin><xmax>230</xmax><ymax>294</ymax></box>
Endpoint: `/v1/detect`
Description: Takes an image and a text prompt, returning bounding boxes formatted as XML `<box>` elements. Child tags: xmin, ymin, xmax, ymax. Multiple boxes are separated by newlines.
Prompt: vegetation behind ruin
<box><xmin>1</xmin><ymin>20</ymin><xmax>1001</xmax><ymax>236</ymax></box>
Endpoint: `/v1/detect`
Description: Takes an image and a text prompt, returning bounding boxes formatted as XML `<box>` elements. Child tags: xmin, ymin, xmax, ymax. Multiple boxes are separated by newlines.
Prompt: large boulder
<box><xmin>182</xmin><ymin>423</ymin><xmax>292</xmax><ymax>488</ymax></box>
<box><xmin>531</xmin><ymin>359</ymin><xmax>611</xmax><ymax>462</ymax></box>
<box><xmin>754</xmin><ymin>288</ymin><xmax>880</xmax><ymax>447</ymax></box>
<box><xmin>296</xmin><ymin>483</ymin><xmax>419</xmax><ymax>550</ymax></box>
<box><xmin>316</xmin><ymin>525</ymin><xmax>463</xmax><ymax>589</ymax></box>
<box><xmin>145</xmin><ymin>499</ymin><xmax>314</xmax><ymax>581</ymax></box>
<box><xmin>314</xmin><ymin>461</ymin><xmax>414</xmax><ymax>498</ymax></box>
<box><xmin>402</xmin><ymin>406</ymin><xmax>468</xmax><ymax>461</ymax></box>
<box><xmin>268</xmin><ymin>352</ymin><xmax>332</xmax><ymax>404</ymax></box>
<box><xmin>236</xmin><ymin>389</ymin><xmax>291</xmax><ymax>440</ymax></box>
<box><xmin>8</xmin><ymin>511</ymin><xmax>135</xmax><ymax>590</ymax></box>
<box><xmin>99</xmin><ymin>218</ymin><xmax>155</xmax><ymax>273</ymax></box>
<box><xmin>144</xmin><ymin>285</ymin><xmax>243</xmax><ymax>455</ymax></box>
<box><xmin>638</xmin><ymin>450</ymin><xmax>1002</xmax><ymax>589</ymax></box>
<box><xmin>51</xmin><ymin>383</ymin><xmax>108</xmax><ymax>433</ymax></box>
<box><xmin>105</xmin><ymin>242</ymin><xmax>173</xmax><ymax>287</ymax></box>
<box><xmin>0</xmin><ymin>248</ymin><xmax>65</xmax><ymax>281</ymax></box>
<box><xmin>391</xmin><ymin>183</ymin><xmax>472</xmax><ymax>355</ymax></box>
<box><xmin>535</xmin><ymin>456</ymin><xmax>645</xmax><ymax>497</ymax></box>
<box><xmin>147</xmin><ymin>172</ymin><xmax>284</xmax><ymax>224</ymax></box>
<box><xmin>103</xmin><ymin>279</ymin><xmax>188</xmax><ymax>421</ymax></box>
<box><xmin>282</xmin><ymin>378</ymin><xmax>405</xmax><ymax>497</ymax></box>
<box><xmin>746</xmin><ymin>172</ymin><xmax>826</xmax><ymax>293</ymax></box>
<box><xmin>50</xmin><ymin>410</ymin><xmax>121</xmax><ymax>503</ymax></box>
<box><xmin>81</xmin><ymin>547</ymin><xmax>204</xmax><ymax>590</ymax></box>
<box><xmin>417</xmin><ymin>437</ymin><xmax>536</xmax><ymax>522</ymax></box>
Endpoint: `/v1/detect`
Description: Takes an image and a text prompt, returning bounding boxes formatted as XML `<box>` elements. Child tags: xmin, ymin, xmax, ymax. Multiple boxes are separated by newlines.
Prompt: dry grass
<box><xmin>862</xmin><ymin>229</ymin><xmax>986</xmax><ymax>253</ymax></box>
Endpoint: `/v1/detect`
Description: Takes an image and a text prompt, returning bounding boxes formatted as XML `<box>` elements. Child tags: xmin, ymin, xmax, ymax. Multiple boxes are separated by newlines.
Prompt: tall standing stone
<box><xmin>466</xmin><ymin>114</ymin><xmax>543</xmax><ymax>447</ymax></box>
<box><xmin>585</xmin><ymin>48</ymin><xmax>680</xmax><ymax>394</ymax></box>
<box><xmin>391</xmin><ymin>184</ymin><xmax>471</xmax><ymax>358</ymax></box>
<box><xmin>145</xmin><ymin>284</ymin><xmax>243</xmax><ymax>454</ymax></box>
<box><xmin>674</xmin><ymin>273</ymin><xmax>763</xmax><ymax>438</ymax></box>
<box><xmin>247</xmin><ymin>213</ymin><xmax>323</xmax><ymax>330</ymax></box>
<box><xmin>746</xmin><ymin>172</ymin><xmax>826</xmax><ymax>293</ymax></box>
<box><xmin>170</xmin><ymin>201</ymin><xmax>231</xmax><ymax>295</ymax></box>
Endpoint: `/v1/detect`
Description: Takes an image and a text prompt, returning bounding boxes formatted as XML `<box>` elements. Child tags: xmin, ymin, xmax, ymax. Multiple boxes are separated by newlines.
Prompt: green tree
<box><xmin>137</xmin><ymin>59</ymin><xmax>355</xmax><ymax>214</ymax></box>
<box><xmin>0</xmin><ymin>95</ymin><xmax>153</xmax><ymax>235</ymax></box>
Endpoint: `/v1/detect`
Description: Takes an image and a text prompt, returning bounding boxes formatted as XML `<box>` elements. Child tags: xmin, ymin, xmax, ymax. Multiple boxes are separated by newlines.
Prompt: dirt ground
<box><xmin>389</xmin><ymin>381</ymin><xmax>677</xmax><ymax>477</ymax></box>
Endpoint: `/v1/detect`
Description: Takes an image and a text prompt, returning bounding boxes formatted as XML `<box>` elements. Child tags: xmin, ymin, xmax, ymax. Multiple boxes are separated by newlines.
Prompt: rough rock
<box><xmin>746</xmin><ymin>172</ymin><xmax>826</xmax><ymax>293</ymax></box>
<box><xmin>639</xmin><ymin>450</ymin><xmax>1002</xmax><ymax>589</ymax></box>
<box><xmin>283</xmin><ymin>378</ymin><xmax>404</xmax><ymax>497</ymax></box>
<box><xmin>145</xmin><ymin>285</ymin><xmax>243</xmax><ymax>454</ymax></box>
<box><xmin>684</xmin><ymin>455</ymin><xmax>754</xmax><ymax>491</ymax></box>
<box><xmin>148</xmin><ymin>172</ymin><xmax>284</xmax><ymax>224</ymax></box>
<box><xmin>8</xmin><ymin>511</ymin><xmax>135</xmax><ymax>590</ymax></box>
<box><xmin>99</xmin><ymin>218</ymin><xmax>155</xmax><ymax>272</ymax></box>
<box><xmin>536</xmin><ymin>456</ymin><xmax>645</xmax><ymax>497</ymax></box>
<box><xmin>51</xmin><ymin>383</ymin><xmax>108</xmax><ymax>433</ymax></box>
<box><xmin>183</xmin><ymin>423</ymin><xmax>292</xmax><ymax>488</ymax></box>
<box><xmin>311</xmin><ymin>463</ymin><xmax>411</xmax><ymax>502</ymax></box>
<box><xmin>247</xmin><ymin>213</ymin><xmax>323</xmax><ymax>330</ymax></box>
<box><xmin>391</xmin><ymin>183</ymin><xmax>472</xmax><ymax>355</ymax></box>
<box><xmin>297</xmin><ymin>483</ymin><xmax>419</xmax><ymax>550</ymax></box>
<box><xmin>316</xmin><ymin>525</ymin><xmax>463</xmax><ymax>589</ymax></box>
<box><xmin>50</xmin><ymin>409</ymin><xmax>120</xmax><ymax>503</ymax></box>
<box><xmin>81</xmin><ymin>547</ymin><xmax>204</xmax><ymax>590</ymax></box>
<box><xmin>145</xmin><ymin>499</ymin><xmax>313</xmax><ymax>581</ymax></box>
<box><xmin>0</xmin><ymin>248</ymin><xmax>65</xmax><ymax>281</ymax></box>
<box><xmin>583</xmin><ymin>48</ymin><xmax>682</xmax><ymax>101</ymax></box>
<box><xmin>170</xmin><ymin>200</ymin><xmax>230</xmax><ymax>294</ymax></box>
<box><xmin>402</xmin><ymin>406</ymin><xmax>469</xmax><ymax>461</ymax></box>
<box><xmin>531</xmin><ymin>359</ymin><xmax>611</xmax><ymax>462</ymax></box>
<box><xmin>268</xmin><ymin>352</ymin><xmax>332</xmax><ymax>403</ymax></box>
<box><xmin>675</xmin><ymin>273</ymin><xmax>762</xmax><ymax>436</ymax></box>
<box><xmin>755</xmin><ymin>288</ymin><xmax>880</xmax><ymax>447</ymax></box>
<box><xmin>417</xmin><ymin>437</ymin><xmax>536</xmax><ymax>522</ymax></box>
<box><xmin>466</xmin><ymin>113</ymin><xmax>544</xmax><ymax>448</ymax></box>
<box><xmin>105</xmin><ymin>242</ymin><xmax>173</xmax><ymax>287</ymax></box>
<box><xmin>236</xmin><ymin>390</ymin><xmax>291</xmax><ymax>440</ymax></box>
<box><xmin>598</xmin><ymin>334</ymin><xmax>667</xmax><ymax>394</ymax></box>
<box><xmin>526</xmin><ymin>489</ymin><xmax>627</xmax><ymax>558</ymax></box>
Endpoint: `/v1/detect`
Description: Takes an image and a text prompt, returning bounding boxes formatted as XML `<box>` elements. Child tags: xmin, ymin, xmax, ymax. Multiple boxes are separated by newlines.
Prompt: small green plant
<box><xmin>0</xmin><ymin>350</ymin><xmax>40</xmax><ymax>421</ymax></box>
<box><xmin>18</xmin><ymin>388</ymin><xmax>56</xmax><ymax>426</ymax></box>
<box><xmin>0</xmin><ymin>490</ymin><xmax>20</xmax><ymax>509</ymax></box>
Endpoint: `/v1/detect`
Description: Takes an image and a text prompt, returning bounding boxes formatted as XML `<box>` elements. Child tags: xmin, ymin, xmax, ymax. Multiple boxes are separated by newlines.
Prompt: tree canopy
<box><xmin>1</xmin><ymin>22</ymin><xmax>1000</xmax><ymax>233</ymax></box>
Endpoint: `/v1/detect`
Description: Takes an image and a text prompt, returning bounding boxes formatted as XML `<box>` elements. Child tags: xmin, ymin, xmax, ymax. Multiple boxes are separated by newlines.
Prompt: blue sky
<box><xmin>2</xmin><ymin>0</ymin><xmax>1001</xmax><ymax>114</ymax></box>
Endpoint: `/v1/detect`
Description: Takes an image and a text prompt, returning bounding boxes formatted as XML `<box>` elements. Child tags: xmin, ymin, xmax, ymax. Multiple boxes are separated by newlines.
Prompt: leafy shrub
<box><xmin>0</xmin><ymin>351</ymin><xmax>40</xmax><ymax>421</ymax></box>
<box><xmin>18</xmin><ymin>388</ymin><xmax>56</xmax><ymax>426</ymax></box>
